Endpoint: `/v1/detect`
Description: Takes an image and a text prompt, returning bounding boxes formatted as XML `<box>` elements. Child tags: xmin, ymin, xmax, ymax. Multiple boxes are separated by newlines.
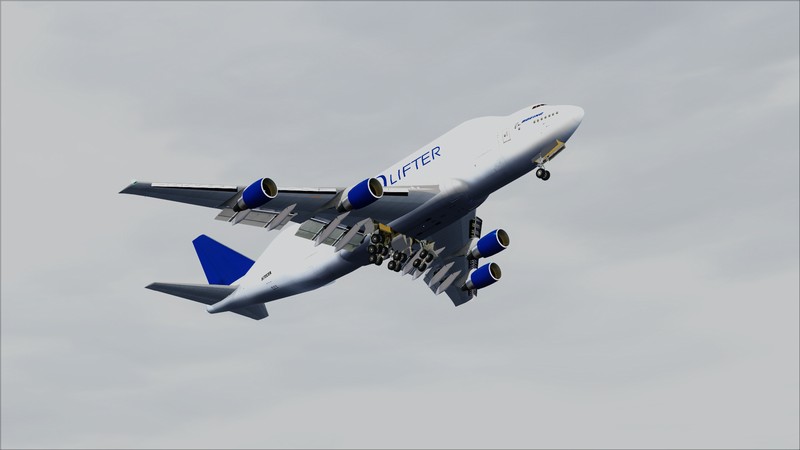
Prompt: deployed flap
<box><xmin>146</xmin><ymin>282</ymin><xmax>268</xmax><ymax>320</ymax></box>
<box><xmin>192</xmin><ymin>235</ymin><xmax>255</xmax><ymax>285</ymax></box>
<box><xmin>441</xmin><ymin>275</ymin><xmax>473</xmax><ymax>306</ymax></box>
<box><xmin>422</xmin><ymin>210</ymin><xmax>477</xmax><ymax>306</ymax></box>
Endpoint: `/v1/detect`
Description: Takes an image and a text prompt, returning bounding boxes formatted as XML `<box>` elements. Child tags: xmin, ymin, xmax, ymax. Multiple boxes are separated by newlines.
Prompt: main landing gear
<box><xmin>367</xmin><ymin>238</ymin><xmax>389</xmax><ymax>266</ymax></box>
<box><xmin>535</xmin><ymin>167</ymin><xmax>551</xmax><ymax>181</ymax></box>
<box><xmin>367</xmin><ymin>227</ymin><xmax>436</xmax><ymax>274</ymax></box>
<box><xmin>367</xmin><ymin>232</ymin><xmax>390</xmax><ymax>267</ymax></box>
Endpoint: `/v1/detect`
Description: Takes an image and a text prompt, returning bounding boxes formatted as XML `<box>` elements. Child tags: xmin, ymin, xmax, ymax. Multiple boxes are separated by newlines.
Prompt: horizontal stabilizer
<box><xmin>230</xmin><ymin>303</ymin><xmax>269</xmax><ymax>320</ymax></box>
<box><xmin>147</xmin><ymin>282</ymin><xmax>235</xmax><ymax>304</ymax></box>
<box><xmin>146</xmin><ymin>282</ymin><xmax>268</xmax><ymax>320</ymax></box>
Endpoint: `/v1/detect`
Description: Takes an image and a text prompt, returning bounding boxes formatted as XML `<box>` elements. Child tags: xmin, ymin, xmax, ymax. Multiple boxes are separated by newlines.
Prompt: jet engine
<box><xmin>338</xmin><ymin>178</ymin><xmax>384</xmax><ymax>212</ymax></box>
<box><xmin>464</xmin><ymin>262</ymin><xmax>502</xmax><ymax>290</ymax></box>
<box><xmin>233</xmin><ymin>178</ymin><xmax>278</xmax><ymax>212</ymax></box>
<box><xmin>469</xmin><ymin>229</ymin><xmax>510</xmax><ymax>259</ymax></box>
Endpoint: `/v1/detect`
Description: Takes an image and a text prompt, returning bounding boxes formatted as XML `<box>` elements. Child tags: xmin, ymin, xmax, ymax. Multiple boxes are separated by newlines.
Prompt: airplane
<box><xmin>120</xmin><ymin>103</ymin><xmax>584</xmax><ymax>320</ymax></box>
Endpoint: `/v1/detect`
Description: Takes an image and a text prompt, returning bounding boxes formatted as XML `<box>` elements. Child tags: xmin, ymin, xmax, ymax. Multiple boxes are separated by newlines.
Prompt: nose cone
<box><xmin>567</xmin><ymin>105</ymin><xmax>584</xmax><ymax>125</ymax></box>
<box><xmin>559</xmin><ymin>105</ymin><xmax>584</xmax><ymax>141</ymax></box>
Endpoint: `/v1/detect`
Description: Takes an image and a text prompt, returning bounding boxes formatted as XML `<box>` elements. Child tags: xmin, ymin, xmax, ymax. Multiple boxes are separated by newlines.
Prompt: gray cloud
<box><xmin>2</xmin><ymin>2</ymin><xmax>798</xmax><ymax>449</ymax></box>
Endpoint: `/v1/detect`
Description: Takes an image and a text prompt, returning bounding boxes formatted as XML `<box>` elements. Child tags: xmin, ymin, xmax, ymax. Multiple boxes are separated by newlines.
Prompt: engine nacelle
<box><xmin>234</xmin><ymin>178</ymin><xmax>278</xmax><ymax>212</ymax></box>
<box><xmin>338</xmin><ymin>178</ymin><xmax>384</xmax><ymax>212</ymax></box>
<box><xmin>464</xmin><ymin>262</ymin><xmax>502</xmax><ymax>290</ymax></box>
<box><xmin>470</xmin><ymin>229</ymin><xmax>510</xmax><ymax>259</ymax></box>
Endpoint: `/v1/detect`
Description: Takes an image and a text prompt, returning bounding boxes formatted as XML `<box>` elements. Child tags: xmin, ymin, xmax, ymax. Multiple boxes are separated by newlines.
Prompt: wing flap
<box><xmin>418</xmin><ymin>211</ymin><xmax>479</xmax><ymax>306</ymax></box>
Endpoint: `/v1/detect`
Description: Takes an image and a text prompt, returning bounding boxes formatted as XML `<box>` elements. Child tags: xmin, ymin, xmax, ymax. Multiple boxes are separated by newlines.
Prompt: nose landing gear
<box><xmin>535</xmin><ymin>167</ymin><xmax>551</xmax><ymax>181</ymax></box>
<box><xmin>534</xmin><ymin>140</ymin><xmax>565</xmax><ymax>181</ymax></box>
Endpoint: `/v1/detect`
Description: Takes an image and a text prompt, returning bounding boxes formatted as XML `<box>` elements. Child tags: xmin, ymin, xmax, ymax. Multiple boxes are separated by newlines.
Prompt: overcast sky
<box><xmin>2</xmin><ymin>2</ymin><xmax>798</xmax><ymax>449</ymax></box>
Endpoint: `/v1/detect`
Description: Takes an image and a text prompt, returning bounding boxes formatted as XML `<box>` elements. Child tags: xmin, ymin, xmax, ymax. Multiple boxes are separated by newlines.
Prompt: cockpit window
<box><xmin>531</xmin><ymin>104</ymin><xmax>546</xmax><ymax>110</ymax></box>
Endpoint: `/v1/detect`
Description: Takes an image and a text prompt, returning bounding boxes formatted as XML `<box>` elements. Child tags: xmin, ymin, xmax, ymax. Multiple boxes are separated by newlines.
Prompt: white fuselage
<box><xmin>207</xmin><ymin>104</ymin><xmax>584</xmax><ymax>314</ymax></box>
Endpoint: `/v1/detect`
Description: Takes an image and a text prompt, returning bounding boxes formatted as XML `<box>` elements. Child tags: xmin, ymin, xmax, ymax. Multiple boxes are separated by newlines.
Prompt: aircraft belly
<box><xmin>252</xmin><ymin>239</ymin><xmax>359</xmax><ymax>300</ymax></box>
<box><xmin>208</xmin><ymin>224</ymin><xmax>361</xmax><ymax>312</ymax></box>
<box><xmin>391</xmin><ymin>194</ymin><xmax>485</xmax><ymax>241</ymax></box>
<box><xmin>256</xmin><ymin>254</ymin><xmax>356</xmax><ymax>303</ymax></box>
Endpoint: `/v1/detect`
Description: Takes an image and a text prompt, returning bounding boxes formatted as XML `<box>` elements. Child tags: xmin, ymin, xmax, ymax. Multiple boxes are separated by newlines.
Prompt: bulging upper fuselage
<box><xmin>207</xmin><ymin>104</ymin><xmax>584</xmax><ymax>314</ymax></box>
<box><xmin>377</xmin><ymin>103</ymin><xmax>584</xmax><ymax>190</ymax></box>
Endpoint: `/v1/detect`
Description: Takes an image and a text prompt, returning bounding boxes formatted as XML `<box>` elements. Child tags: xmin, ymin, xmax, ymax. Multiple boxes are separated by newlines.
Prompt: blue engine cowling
<box><xmin>234</xmin><ymin>178</ymin><xmax>278</xmax><ymax>212</ymax></box>
<box><xmin>338</xmin><ymin>178</ymin><xmax>384</xmax><ymax>212</ymax></box>
<box><xmin>470</xmin><ymin>229</ymin><xmax>510</xmax><ymax>259</ymax></box>
<box><xmin>464</xmin><ymin>262</ymin><xmax>502</xmax><ymax>290</ymax></box>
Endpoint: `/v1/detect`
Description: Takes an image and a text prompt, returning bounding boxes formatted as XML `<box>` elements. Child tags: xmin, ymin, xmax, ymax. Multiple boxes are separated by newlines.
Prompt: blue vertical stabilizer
<box><xmin>192</xmin><ymin>235</ymin><xmax>255</xmax><ymax>285</ymax></box>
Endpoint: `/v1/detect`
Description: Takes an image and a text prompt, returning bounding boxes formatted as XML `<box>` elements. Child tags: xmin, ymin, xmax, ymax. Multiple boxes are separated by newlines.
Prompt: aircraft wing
<box><xmin>120</xmin><ymin>181</ymin><xmax>439</xmax><ymax>230</ymax></box>
<box><xmin>419</xmin><ymin>210</ymin><xmax>479</xmax><ymax>306</ymax></box>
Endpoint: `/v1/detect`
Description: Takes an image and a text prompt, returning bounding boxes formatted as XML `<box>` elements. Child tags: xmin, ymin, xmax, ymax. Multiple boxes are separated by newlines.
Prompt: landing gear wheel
<box><xmin>400</xmin><ymin>253</ymin><xmax>408</xmax><ymax>263</ymax></box>
<box><xmin>418</xmin><ymin>263</ymin><xmax>428</xmax><ymax>272</ymax></box>
<box><xmin>368</xmin><ymin>244</ymin><xmax>377</xmax><ymax>254</ymax></box>
<box><xmin>370</xmin><ymin>234</ymin><xmax>382</xmax><ymax>244</ymax></box>
<box><xmin>542</xmin><ymin>170</ymin><xmax>551</xmax><ymax>181</ymax></box>
<box><xmin>368</xmin><ymin>254</ymin><xmax>378</xmax><ymax>264</ymax></box>
<box><xmin>395</xmin><ymin>263</ymin><xmax>403</xmax><ymax>272</ymax></box>
<box><xmin>381</xmin><ymin>246</ymin><xmax>389</xmax><ymax>256</ymax></box>
<box><xmin>536</xmin><ymin>167</ymin><xmax>546</xmax><ymax>179</ymax></box>
<box><xmin>374</xmin><ymin>256</ymin><xmax>384</xmax><ymax>266</ymax></box>
<box><xmin>387</xmin><ymin>260</ymin><xmax>397</xmax><ymax>271</ymax></box>
<box><xmin>419</xmin><ymin>250</ymin><xmax>429</xmax><ymax>259</ymax></box>
<box><xmin>425</xmin><ymin>254</ymin><xmax>434</xmax><ymax>263</ymax></box>
<box><xmin>412</xmin><ymin>259</ymin><xmax>422</xmax><ymax>269</ymax></box>
<box><xmin>392</xmin><ymin>252</ymin><xmax>402</xmax><ymax>261</ymax></box>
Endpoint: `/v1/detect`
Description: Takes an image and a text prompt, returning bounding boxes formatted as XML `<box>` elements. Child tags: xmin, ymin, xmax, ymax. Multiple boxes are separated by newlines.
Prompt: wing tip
<box><xmin>119</xmin><ymin>180</ymin><xmax>145</xmax><ymax>194</ymax></box>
